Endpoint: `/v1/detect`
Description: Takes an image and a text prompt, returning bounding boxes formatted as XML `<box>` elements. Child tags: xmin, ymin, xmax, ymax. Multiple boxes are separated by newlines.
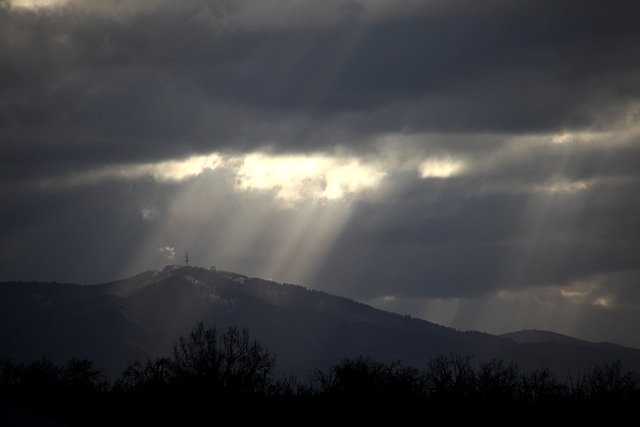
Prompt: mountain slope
<box><xmin>501</xmin><ymin>329</ymin><xmax>620</xmax><ymax>347</ymax></box>
<box><xmin>1</xmin><ymin>265</ymin><xmax>639</xmax><ymax>380</ymax></box>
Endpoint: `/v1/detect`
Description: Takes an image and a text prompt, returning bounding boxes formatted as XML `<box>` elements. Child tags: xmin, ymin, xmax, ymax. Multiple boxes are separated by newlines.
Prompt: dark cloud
<box><xmin>2</xmin><ymin>0</ymin><xmax>639</xmax><ymax>168</ymax></box>
<box><xmin>308</xmin><ymin>172</ymin><xmax>640</xmax><ymax>300</ymax></box>
<box><xmin>1</xmin><ymin>0</ymin><xmax>640</xmax><ymax>347</ymax></box>
<box><xmin>0</xmin><ymin>178</ymin><xmax>166</xmax><ymax>282</ymax></box>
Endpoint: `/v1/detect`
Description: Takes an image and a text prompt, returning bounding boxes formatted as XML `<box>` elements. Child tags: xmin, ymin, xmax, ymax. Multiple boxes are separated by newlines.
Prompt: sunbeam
<box><xmin>261</xmin><ymin>202</ymin><xmax>354</xmax><ymax>286</ymax></box>
<box><xmin>111</xmin><ymin>149</ymin><xmax>386</xmax><ymax>288</ymax></box>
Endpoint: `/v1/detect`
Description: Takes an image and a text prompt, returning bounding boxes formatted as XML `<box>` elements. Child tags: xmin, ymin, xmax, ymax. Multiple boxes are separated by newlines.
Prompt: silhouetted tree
<box><xmin>268</xmin><ymin>372</ymin><xmax>312</xmax><ymax>398</ymax></box>
<box><xmin>14</xmin><ymin>357</ymin><xmax>61</xmax><ymax>398</ymax></box>
<box><xmin>567</xmin><ymin>367</ymin><xmax>589</xmax><ymax>402</ymax></box>
<box><xmin>475</xmin><ymin>358</ymin><xmax>519</xmax><ymax>403</ymax></box>
<box><xmin>583</xmin><ymin>360</ymin><xmax>637</xmax><ymax>403</ymax></box>
<box><xmin>423</xmin><ymin>353</ymin><xmax>476</xmax><ymax>401</ymax></box>
<box><xmin>382</xmin><ymin>359</ymin><xmax>424</xmax><ymax>399</ymax></box>
<box><xmin>519</xmin><ymin>367</ymin><xmax>567</xmax><ymax>404</ymax></box>
<box><xmin>171</xmin><ymin>321</ymin><xmax>277</xmax><ymax>397</ymax></box>
<box><xmin>172</xmin><ymin>321</ymin><xmax>222</xmax><ymax>383</ymax></box>
<box><xmin>331</xmin><ymin>356</ymin><xmax>386</xmax><ymax>398</ymax></box>
<box><xmin>312</xmin><ymin>359</ymin><xmax>340</xmax><ymax>400</ymax></box>
<box><xmin>117</xmin><ymin>357</ymin><xmax>173</xmax><ymax>393</ymax></box>
<box><xmin>312</xmin><ymin>355</ymin><xmax>423</xmax><ymax>404</ymax></box>
<box><xmin>3</xmin><ymin>327</ymin><xmax>640</xmax><ymax>421</ymax></box>
<box><xmin>0</xmin><ymin>357</ymin><xmax>108</xmax><ymax>424</ymax></box>
<box><xmin>61</xmin><ymin>357</ymin><xmax>109</xmax><ymax>394</ymax></box>
<box><xmin>0</xmin><ymin>356</ymin><xmax>19</xmax><ymax>390</ymax></box>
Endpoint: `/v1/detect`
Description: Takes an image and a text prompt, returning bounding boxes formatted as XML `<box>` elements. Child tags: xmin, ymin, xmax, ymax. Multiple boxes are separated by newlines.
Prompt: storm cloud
<box><xmin>1</xmin><ymin>0</ymin><xmax>639</xmax><ymax>348</ymax></box>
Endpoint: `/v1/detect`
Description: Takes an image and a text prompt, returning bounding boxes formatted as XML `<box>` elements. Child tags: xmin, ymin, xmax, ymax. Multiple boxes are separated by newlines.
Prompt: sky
<box><xmin>1</xmin><ymin>0</ymin><xmax>640</xmax><ymax>348</ymax></box>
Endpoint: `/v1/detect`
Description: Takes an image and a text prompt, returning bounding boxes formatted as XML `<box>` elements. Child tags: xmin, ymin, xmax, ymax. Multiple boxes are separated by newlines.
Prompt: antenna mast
<box><xmin>185</xmin><ymin>251</ymin><xmax>189</xmax><ymax>266</ymax></box>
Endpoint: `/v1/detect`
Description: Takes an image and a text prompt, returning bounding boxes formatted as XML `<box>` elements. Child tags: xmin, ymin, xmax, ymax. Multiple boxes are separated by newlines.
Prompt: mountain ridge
<box><xmin>2</xmin><ymin>265</ymin><xmax>639</xmax><ymax>380</ymax></box>
<box><xmin>500</xmin><ymin>329</ymin><xmax>627</xmax><ymax>348</ymax></box>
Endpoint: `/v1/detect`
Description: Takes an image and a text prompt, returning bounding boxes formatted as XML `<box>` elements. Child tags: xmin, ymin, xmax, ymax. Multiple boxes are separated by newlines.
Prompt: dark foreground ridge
<box><xmin>1</xmin><ymin>321</ymin><xmax>639</xmax><ymax>425</ymax></box>
<box><xmin>2</xmin><ymin>266</ymin><xmax>640</xmax><ymax>423</ymax></box>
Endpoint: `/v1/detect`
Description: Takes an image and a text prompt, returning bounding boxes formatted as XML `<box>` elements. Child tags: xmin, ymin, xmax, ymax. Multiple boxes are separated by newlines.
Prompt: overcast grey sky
<box><xmin>2</xmin><ymin>0</ymin><xmax>640</xmax><ymax>348</ymax></box>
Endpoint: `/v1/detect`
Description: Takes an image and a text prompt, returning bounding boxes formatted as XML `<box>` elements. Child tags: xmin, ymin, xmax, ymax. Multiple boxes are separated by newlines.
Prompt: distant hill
<box><xmin>2</xmin><ymin>265</ymin><xmax>639</xmax><ymax>380</ymax></box>
<box><xmin>501</xmin><ymin>329</ymin><xmax>622</xmax><ymax>347</ymax></box>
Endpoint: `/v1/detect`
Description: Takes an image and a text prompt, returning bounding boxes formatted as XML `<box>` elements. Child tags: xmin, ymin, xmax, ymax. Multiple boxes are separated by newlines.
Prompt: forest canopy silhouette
<box><xmin>1</xmin><ymin>321</ymin><xmax>639</xmax><ymax>424</ymax></box>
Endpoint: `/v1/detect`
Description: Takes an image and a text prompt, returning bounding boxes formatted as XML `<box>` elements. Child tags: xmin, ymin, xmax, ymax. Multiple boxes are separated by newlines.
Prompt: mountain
<box><xmin>2</xmin><ymin>265</ymin><xmax>639</xmax><ymax>380</ymax></box>
<box><xmin>500</xmin><ymin>329</ymin><xmax>617</xmax><ymax>347</ymax></box>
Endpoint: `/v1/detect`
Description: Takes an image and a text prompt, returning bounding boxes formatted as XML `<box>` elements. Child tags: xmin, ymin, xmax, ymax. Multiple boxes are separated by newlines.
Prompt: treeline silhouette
<box><xmin>1</xmin><ymin>322</ymin><xmax>639</xmax><ymax>424</ymax></box>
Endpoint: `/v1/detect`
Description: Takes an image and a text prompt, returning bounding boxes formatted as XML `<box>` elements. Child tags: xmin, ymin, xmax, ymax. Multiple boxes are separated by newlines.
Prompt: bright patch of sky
<box><xmin>40</xmin><ymin>154</ymin><xmax>225</xmax><ymax>188</ymax></box>
<box><xmin>37</xmin><ymin>129</ymin><xmax>625</xmax><ymax>204</ymax></box>
<box><xmin>236</xmin><ymin>153</ymin><xmax>386</xmax><ymax>204</ymax></box>
<box><xmin>558</xmin><ymin>275</ymin><xmax>614</xmax><ymax>309</ymax></box>
<box><xmin>530</xmin><ymin>177</ymin><xmax>590</xmax><ymax>194</ymax></box>
<box><xmin>419</xmin><ymin>157</ymin><xmax>466</xmax><ymax>178</ymax></box>
<box><xmin>39</xmin><ymin>151</ymin><xmax>387</xmax><ymax>205</ymax></box>
<box><xmin>9</xmin><ymin>0</ymin><xmax>68</xmax><ymax>9</ymax></box>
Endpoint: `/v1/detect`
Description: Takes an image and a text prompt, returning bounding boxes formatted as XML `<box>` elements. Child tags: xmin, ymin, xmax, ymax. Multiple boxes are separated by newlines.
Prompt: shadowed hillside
<box><xmin>2</xmin><ymin>265</ymin><xmax>639</xmax><ymax>381</ymax></box>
